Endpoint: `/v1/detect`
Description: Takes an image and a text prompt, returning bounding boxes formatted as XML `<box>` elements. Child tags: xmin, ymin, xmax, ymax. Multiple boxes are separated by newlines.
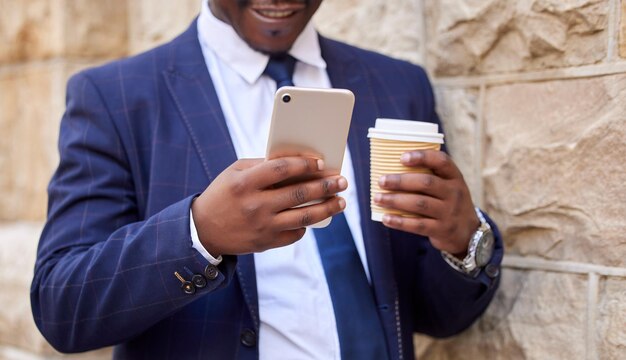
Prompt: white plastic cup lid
<box><xmin>367</xmin><ymin>119</ymin><xmax>444</xmax><ymax>144</ymax></box>
<box><xmin>375</xmin><ymin>118</ymin><xmax>439</xmax><ymax>134</ymax></box>
<box><xmin>367</xmin><ymin>129</ymin><xmax>444</xmax><ymax>143</ymax></box>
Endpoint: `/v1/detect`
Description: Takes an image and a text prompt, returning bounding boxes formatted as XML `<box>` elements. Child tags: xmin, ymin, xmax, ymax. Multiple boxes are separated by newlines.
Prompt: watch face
<box><xmin>476</xmin><ymin>230</ymin><xmax>495</xmax><ymax>267</ymax></box>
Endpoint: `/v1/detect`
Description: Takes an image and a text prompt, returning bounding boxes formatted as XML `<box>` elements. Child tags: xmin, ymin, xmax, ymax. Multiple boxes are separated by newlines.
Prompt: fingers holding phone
<box><xmin>193</xmin><ymin>86</ymin><xmax>355</xmax><ymax>256</ymax></box>
<box><xmin>191</xmin><ymin>156</ymin><xmax>348</xmax><ymax>256</ymax></box>
<box><xmin>266</xmin><ymin>86</ymin><xmax>355</xmax><ymax>227</ymax></box>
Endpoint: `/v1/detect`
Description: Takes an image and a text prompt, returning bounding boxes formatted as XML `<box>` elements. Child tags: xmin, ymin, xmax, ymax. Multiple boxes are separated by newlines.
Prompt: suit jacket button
<box><xmin>240</xmin><ymin>329</ymin><xmax>256</xmax><ymax>347</ymax></box>
<box><xmin>192</xmin><ymin>274</ymin><xmax>207</xmax><ymax>288</ymax></box>
<box><xmin>181</xmin><ymin>281</ymin><xmax>196</xmax><ymax>295</ymax></box>
<box><xmin>204</xmin><ymin>265</ymin><xmax>219</xmax><ymax>280</ymax></box>
<box><xmin>485</xmin><ymin>264</ymin><xmax>500</xmax><ymax>279</ymax></box>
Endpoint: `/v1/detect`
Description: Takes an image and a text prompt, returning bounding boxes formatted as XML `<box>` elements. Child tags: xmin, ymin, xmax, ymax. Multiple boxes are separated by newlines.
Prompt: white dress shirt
<box><xmin>190</xmin><ymin>2</ymin><xmax>370</xmax><ymax>359</ymax></box>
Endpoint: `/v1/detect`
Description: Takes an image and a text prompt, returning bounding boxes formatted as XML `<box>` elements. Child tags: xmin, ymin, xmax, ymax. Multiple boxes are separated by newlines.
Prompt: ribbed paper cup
<box><xmin>368</xmin><ymin>119</ymin><xmax>444</xmax><ymax>222</ymax></box>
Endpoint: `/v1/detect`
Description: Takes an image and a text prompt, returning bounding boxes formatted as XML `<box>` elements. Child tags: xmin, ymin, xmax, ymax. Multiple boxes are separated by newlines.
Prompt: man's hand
<box><xmin>192</xmin><ymin>157</ymin><xmax>347</xmax><ymax>257</ymax></box>
<box><xmin>373</xmin><ymin>150</ymin><xmax>479</xmax><ymax>256</ymax></box>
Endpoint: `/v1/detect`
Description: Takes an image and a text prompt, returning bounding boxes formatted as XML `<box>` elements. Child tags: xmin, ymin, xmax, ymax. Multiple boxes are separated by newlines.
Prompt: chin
<box><xmin>247</xmin><ymin>36</ymin><xmax>297</xmax><ymax>55</ymax></box>
<box><xmin>257</xmin><ymin>45</ymin><xmax>293</xmax><ymax>56</ymax></box>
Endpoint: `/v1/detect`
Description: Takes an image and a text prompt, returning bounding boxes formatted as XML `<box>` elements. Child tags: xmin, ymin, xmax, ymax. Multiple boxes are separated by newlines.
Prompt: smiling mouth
<box><xmin>250</xmin><ymin>1</ymin><xmax>306</xmax><ymax>20</ymax></box>
<box><xmin>254</xmin><ymin>9</ymin><xmax>297</xmax><ymax>19</ymax></box>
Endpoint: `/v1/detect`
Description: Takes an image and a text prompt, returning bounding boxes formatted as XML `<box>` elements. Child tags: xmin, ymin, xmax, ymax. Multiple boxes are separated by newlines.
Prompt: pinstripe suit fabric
<box><xmin>32</xmin><ymin>20</ymin><xmax>503</xmax><ymax>359</ymax></box>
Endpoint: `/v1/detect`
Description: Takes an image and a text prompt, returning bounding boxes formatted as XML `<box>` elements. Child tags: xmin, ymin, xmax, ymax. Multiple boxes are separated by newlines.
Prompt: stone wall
<box><xmin>0</xmin><ymin>1</ymin><xmax>199</xmax><ymax>358</ymax></box>
<box><xmin>416</xmin><ymin>1</ymin><xmax>626</xmax><ymax>359</ymax></box>
<box><xmin>1</xmin><ymin>0</ymin><xmax>624</xmax><ymax>359</ymax></box>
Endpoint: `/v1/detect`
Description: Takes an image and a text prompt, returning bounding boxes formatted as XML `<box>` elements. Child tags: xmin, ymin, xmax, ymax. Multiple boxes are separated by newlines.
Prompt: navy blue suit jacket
<box><xmin>32</xmin><ymin>20</ymin><xmax>503</xmax><ymax>359</ymax></box>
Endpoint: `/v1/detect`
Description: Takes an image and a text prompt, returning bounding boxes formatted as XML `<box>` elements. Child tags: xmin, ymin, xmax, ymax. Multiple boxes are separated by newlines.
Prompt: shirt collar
<box><xmin>198</xmin><ymin>0</ymin><xmax>326</xmax><ymax>84</ymax></box>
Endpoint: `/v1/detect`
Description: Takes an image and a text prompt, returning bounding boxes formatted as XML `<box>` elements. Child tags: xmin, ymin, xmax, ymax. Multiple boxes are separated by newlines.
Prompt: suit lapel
<box><xmin>162</xmin><ymin>21</ymin><xmax>258</xmax><ymax>329</ymax></box>
<box><xmin>162</xmin><ymin>25</ymin><xmax>236</xmax><ymax>182</ymax></box>
<box><xmin>321</xmin><ymin>36</ymin><xmax>400</xmax><ymax>359</ymax></box>
<box><xmin>161</xmin><ymin>25</ymin><xmax>400</xmax><ymax>343</ymax></box>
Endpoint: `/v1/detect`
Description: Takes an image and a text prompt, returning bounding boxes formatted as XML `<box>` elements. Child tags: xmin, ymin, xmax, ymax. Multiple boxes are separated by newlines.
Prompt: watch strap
<box><xmin>441</xmin><ymin>250</ymin><xmax>467</xmax><ymax>272</ymax></box>
<box><xmin>440</xmin><ymin>207</ymin><xmax>489</xmax><ymax>277</ymax></box>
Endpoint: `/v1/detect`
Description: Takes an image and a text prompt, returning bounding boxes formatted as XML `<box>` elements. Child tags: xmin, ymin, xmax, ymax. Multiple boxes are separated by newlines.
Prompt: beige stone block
<box><xmin>597</xmin><ymin>278</ymin><xmax>626</xmax><ymax>359</ymax></box>
<box><xmin>0</xmin><ymin>0</ymin><xmax>128</xmax><ymax>64</ymax></box>
<box><xmin>620</xmin><ymin>0</ymin><xmax>626</xmax><ymax>58</ymax></box>
<box><xmin>419</xmin><ymin>270</ymin><xmax>586</xmax><ymax>359</ymax></box>
<box><xmin>0</xmin><ymin>346</ymin><xmax>111</xmax><ymax>360</ymax></box>
<box><xmin>425</xmin><ymin>0</ymin><xmax>609</xmax><ymax>76</ymax></box>
<box><xmin>413</xmin><ymin>334</ymin><xmax>435</xmax><ymax>358</ymax></box>
<box><xmin>483</xmin><ymin>75</ymin><xmax>626</xmax><ymax>266</ymax></box>
<box><xmin>0</xmin><ymin>0</ymin><xmax>63</xmax><ymax>64</ymax></box>
<box><xmin>0</xmin><ymin>61</ymin><xmax>94</xmax><ymax>221</ymax></box>
<box><xmin>434</xmin><ymin>87</ymin><xmax>481</xmax><ymax>202</ymax></box>
<box><xmin>0</xmin><ymin>223</ymin><xmax>112</xmax><ymax>358</ymax></box>
<box><xmin>0</xmin><ymin>223</ymin><xmax>43</xmax><ymax>352</ymax></box>
<box><xmin>128</xmin><ymin>0</ymin><xmax>200</xmax><ymax>55</ymax></box>
<box><xmin>506</xmin><ymin>271</ymin><xmax>587</xmax><ymax>359</ymax></box>
<box><xmin>315</xmin><ymin>0</ymin><xmax>424</xmax><ymax>64</ymax></box>
<box><xmin>0</xmin><ymin>64</ymin><xmax>61</xmax><ymax>221</ymax></box>
<box><xmin>63</xmin><ymin>0</ymin><xmax>129</xmax><ymax>59</ymax></box>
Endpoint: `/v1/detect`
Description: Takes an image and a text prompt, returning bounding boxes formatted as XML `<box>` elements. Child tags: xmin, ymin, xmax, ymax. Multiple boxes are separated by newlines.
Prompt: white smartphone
<box><xmin>265</xmin><ymin>86</ymin><xmax>355</xmax><ymax>227</ymax></box>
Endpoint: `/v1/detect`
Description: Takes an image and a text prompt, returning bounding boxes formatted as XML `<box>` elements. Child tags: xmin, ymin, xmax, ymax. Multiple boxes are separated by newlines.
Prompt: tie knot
<box><xmin>263</xmin><ymin>55</ymin><xmax>296</xmax><ymax>89</ymax></box>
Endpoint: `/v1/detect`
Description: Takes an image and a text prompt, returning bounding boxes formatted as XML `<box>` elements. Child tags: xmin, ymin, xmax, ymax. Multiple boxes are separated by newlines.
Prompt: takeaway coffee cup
<box><xmin>368</xmin><ymin>118</ymin><xmax>445</xmax><ymax>222</ymax></box>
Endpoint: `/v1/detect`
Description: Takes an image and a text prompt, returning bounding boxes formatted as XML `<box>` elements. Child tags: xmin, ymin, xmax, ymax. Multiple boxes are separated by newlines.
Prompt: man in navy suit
<box><xmin>32</xmin><ymin>0</ymin><xmax>503</xmax><ymax>359</ymax></box>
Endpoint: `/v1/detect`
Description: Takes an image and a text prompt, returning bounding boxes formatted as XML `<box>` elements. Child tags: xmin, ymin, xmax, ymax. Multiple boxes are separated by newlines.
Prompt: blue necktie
<box><xmin>263</xmin><ymin>55</ymin><xmax>296</xmax><ymax>88</ymax></box>
<box><xmin>264</xmin><ymin>55</ymin><xmax>388</xmax><ymax>359</ymax></box>
<box><xmin>314</xmin><ymin>214</ymin><xmax>389</xmax><ymax>359</ymax></box>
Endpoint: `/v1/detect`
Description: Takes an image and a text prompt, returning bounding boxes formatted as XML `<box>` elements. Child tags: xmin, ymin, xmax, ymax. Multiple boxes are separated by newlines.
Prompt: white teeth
<box><xmin>257</xmin><ymin>9</ymin><xmax>295</xmax><ymax>18</ymax></box>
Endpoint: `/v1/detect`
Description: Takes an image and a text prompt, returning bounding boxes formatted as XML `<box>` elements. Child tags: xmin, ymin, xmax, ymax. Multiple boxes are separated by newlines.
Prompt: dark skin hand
<box><xmin>192</xmin><ymin>156</ymin><xmax>348</xmax><ymax>257</ymax></box>
<box><xmin>373</xmin><ymin>150</ymin><xmax>479</xmax><ymax>258</ymax></box>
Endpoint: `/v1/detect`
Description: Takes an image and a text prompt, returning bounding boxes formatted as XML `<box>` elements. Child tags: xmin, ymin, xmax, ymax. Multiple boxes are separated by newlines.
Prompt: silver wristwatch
<box><xmin>441</xmin><ymin>207</ymin><xmax>495</xmax><ymax>276</ymax></box>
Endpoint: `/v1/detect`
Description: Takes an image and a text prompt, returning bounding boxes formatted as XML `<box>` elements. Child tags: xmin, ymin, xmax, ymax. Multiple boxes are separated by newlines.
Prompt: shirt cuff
<box><xmin>190</xmin><ymin>209</ymin><xmax>223</xmax><ymax>266</ymax></box>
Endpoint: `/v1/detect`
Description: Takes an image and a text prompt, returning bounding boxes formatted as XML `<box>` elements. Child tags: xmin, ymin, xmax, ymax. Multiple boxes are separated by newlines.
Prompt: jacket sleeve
<box><xmin>410</xmin><ymin>212</ymin><xmax>504</xmax><ymax>337</ymax></box>
<box><xmin>30</xmin><ymin>72</ymin><xmax>237</xmax><ymax>353</ymax></box>
<box><xmin>407</xmin><ymin>66</ymin><xmax>504</xmax><ymax>337</ymax></box>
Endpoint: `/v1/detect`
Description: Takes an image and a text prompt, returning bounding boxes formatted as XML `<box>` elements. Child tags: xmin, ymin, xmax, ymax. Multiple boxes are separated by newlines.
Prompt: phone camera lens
<box><xmin>282</xmin><ymin>94</ymin><xmax>291</xmax><ymax>103</ymax></box>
